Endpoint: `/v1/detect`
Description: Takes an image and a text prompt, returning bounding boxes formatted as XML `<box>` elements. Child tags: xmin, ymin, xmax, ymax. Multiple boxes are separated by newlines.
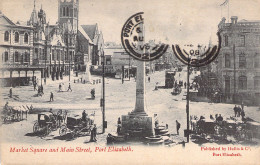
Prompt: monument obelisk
<box><xmin>121</xmin><ymin>20</ymin><xmax>153</xmax><ymax>137</ymax></box>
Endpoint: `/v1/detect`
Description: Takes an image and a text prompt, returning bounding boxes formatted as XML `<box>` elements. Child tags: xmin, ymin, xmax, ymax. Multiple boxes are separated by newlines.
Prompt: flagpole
<box><xmin>228</xmin><ymin>0</ymin><xmax>230</xmax><ymax>23</ymax></box>
<box><xmin>221</xmin><ymin>6</ymin><xmax>222</xmax><ymax>18</ymax></box>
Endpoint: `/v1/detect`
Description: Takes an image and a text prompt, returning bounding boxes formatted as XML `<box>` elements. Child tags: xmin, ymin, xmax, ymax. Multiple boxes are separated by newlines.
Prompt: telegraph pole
<box><xmin>102</xmin><ymin>51</ymin><xmax>106</xmax><ymax>133</ymax></box>
<box><xmin>67</xmin><ymin>31</ymin><xmax>70</xmax><ymax>81</ymax></box>
<box><xmin>233</xmin><ymin>44</ymin><xmax>236</xmax><ymax>102</ymax></box>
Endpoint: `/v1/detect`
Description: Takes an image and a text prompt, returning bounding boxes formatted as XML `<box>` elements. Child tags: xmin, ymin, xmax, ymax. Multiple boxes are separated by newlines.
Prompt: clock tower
<box><xmin>58</xmin><ymin>0</ymin><xmax>79</xmax><ymax>34</ymax></box>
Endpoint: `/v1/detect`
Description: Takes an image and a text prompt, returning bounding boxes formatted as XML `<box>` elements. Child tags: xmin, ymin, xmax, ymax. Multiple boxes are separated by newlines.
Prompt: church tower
<box><xmin>58</xmin><ymin>0</ymin><xmax>79</xmax><ymax>34</ymax></box>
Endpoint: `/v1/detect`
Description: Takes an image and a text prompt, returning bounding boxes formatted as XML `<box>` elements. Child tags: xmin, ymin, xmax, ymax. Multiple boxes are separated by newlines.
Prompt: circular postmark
<box><xmin>121</xmin><ymin>12</ymin><xmax>169</xmax><ymax>61</ymax></box>
<box><xmin>172</xmin><ymin>32</ymin><xmax>221</xmax><ymax>67</ymax></box>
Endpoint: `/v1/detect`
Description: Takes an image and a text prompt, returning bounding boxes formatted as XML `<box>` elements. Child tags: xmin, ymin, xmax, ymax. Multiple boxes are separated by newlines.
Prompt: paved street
<box><xmin>1</xmin><ymin>70</ymin><xmax>260</xmax><ymax>146</ymax></box>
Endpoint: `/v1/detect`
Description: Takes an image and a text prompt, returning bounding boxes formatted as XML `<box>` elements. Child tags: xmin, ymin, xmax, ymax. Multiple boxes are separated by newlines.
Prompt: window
<box><xmin>4</xmin><ymin>31</ymin><xmax>9</xmax><ymax>41</ymax></box>
<box><xmin>254</xmin><ymin>77</ymin><xmax>260</xmax><ymax>89</ymax></box>
<box><xmin>14</xmin><ymin>51</ymin><xmax>19</xmax><ymax>62</ymax></box>
<box><xmin>74</xmin><ymin>8</ymin><xmax>77</xmax><ymax>17</ymax></box>
<box><xmin>66</xmin><ymin>7</ymin><xmax>69</xmax><ymax>16</ymax></box>
<box><xmin>24</xmin><ymin>52</ymin><xmax>29</xmax><ymax>62</ymax></box>
<box><xmin>224</xmin><ymin>35</ymin><xmax>228</xmax><ymax>46</ymax></box>
<box><xmin>238</xmin><ymin>76</ymin><xmax>247</xmax><ymax>90</ymax></box>
<box><xmin>57</xmin><ymin>50</ymin><xmax>60</xmax><ymax>60</ymax></box>
<box><xmin>15</xmin><ymin>32</ymin><xmax>19</xmax><ymax>43</ymax></box>
<box><xmin>24</xmin><ymin>33</ymin><xmax>29</xmax><ymax>43</ymax></box>
<box><xmin>63</xmin><ymin>7</ymin><xmax>66</xmax><ymax>16</ymax></box>
<box><xmin>35</xmin><ymin>48</ymin><xmax>38</xmax><ymax>59</ymax></box>
<box><xmin>65</xmin><ymin>51</ymin><xmax>68</xmax><ymax>61</ymax></box>
<box><xmin>4</xmin><ymin>51</ymin><xmax>8</xmax><ymax>62</ymax></box>
<box><xmin>239</xmin><ymin>53</ymin><xmax>246</xmax><ymax>68</ymax></box>
<box><xmin>70</xmin><ymin>8</ymin><xmax>73</xmax><ymax>17</ymax></box>
<box><xmin>255</xmin><ymin>53</ymin><xmax>260</xmax><ymax>68</ymax></box>
<box><xmin>239</xmin><ymin>35</ymin><xmax>245</xmax><ymax>47</ymax></box>
<box><xmin>52</xmin><ymin>50</ymin><xmax>55</xmax><ymax>60</ymax></box>
<box><xmin>60</xmin><ymin>7</ymin><xmax>63</xmax><ymax>16</ymax></box>
<box><xmin>225</xmin><ymin>54</ymin><xmax>230</xmax><ymax>68</ymax></box>
<box><xmin>39</xmin><ymin>48</ymin><xmax>42</xmax><ymax>60</ymax></box>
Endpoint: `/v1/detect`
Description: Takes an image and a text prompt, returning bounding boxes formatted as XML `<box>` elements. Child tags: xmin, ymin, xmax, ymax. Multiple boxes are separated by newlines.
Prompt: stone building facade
<box><xmin>216</xmin><ymin>16</ymin><xmax>260</xmax><ymax>104</ymax></box>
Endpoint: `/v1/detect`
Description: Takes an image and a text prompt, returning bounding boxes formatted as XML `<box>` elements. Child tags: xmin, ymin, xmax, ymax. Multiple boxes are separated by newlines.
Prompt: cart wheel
<box><xmin>33</xmin><ymin>122</ymin><xmax>40</xmax><ymax>133</ymax></box>
<box><xmin>51</xmin><ymin>122</ymin><xmax>58</xmax><ymax>131</ymax></box>
<box><xmin>59</xmin><ymin>125</ymin><xmax>67</xmax><ymax>136</ymax></box>
<box><xmin>72</xmin><ymin>128</ymin><xmax>80</xmax><ymax>138</ymax></box>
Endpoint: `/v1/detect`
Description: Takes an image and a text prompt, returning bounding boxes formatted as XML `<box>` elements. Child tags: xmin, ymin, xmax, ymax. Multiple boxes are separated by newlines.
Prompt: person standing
<box><xmin>233</xmin><ymin>105</ymin><xmax>238</xmax><ymax>117</ymax></box>
<box><xmin>176</xmin><ymin>120</ymin><xmax>181</xmax><ymax>135</ymax></box>
<box><xmin>67</xmin><ymin>83</ymin><xmax>72</xmax><ymax>92</ymax></box>
<box><xmin>90</xmin><ymin>124</ymin><xmax>97</xmax><ymax>142</ymax></box>
<box><xmin>148</xmin><ymin>76</ymin><xmax>150</xmax><ymax>83</ymax></box>
<box><xmin>82</xmin><ymin>110</ymin><xmax>87</xmax><ymax>122</ymax></box>
<box><xmin>237</xmin><ymin>106</ymin><xmax>242</xmax><ymax>117</ymax></box>
<box><xmin>41</xmin><ymin>85</ymin><xmax>44</xmax><ymax>94</ymax></box>
<box><xmin>241</xmin><ymin>110</ymin><xmax>245</xmax><ymax>121</ymax></box>
<box><xmin>59</xmin><ymin>83</ymin><xmax>62</xmax><ymax>92</ymax></box>
<box><xmin>33</xmin><ymin>82</ymin><xmax>37</xmax><ymax>91</ymax></box>
<box><xmin>9</xmin><ymin>87</ymin><xmax>12</xmax><ymax>98</ymax></box>
<box><xmin>50</xmin><ymin>92</ymin><xmax>54</xmax><ymax>102</ymax></box>
<box><xmin>184</xmin><ymin>82</ymin><xmax>187</xmax><ymax>89</ymax></box>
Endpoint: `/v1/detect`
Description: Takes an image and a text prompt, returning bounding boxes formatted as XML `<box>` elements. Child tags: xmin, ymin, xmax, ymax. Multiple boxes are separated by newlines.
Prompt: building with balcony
<box><xmin>0</xmin><ymin>12</ymin><xmax>43</xmax><ymax>87</ymax></box>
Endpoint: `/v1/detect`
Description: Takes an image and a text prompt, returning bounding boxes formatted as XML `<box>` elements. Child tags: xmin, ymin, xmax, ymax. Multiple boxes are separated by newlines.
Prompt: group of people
<box><xmin>59</xmin><ymin>83</ymin><xmax>72</xmax><ymax>92</ymax></box>
<box><xmin>233</xmin><ymin>104</ymin><xmax>246</xmax><ymax>120</ymax></box>
<box><xmin>37</xmin><ymin>85</ymin><xmax>44</xmax><ymax>96</ymax></box>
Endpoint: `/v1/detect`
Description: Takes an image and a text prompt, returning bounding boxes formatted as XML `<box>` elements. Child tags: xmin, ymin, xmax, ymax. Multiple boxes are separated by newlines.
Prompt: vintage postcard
<box><xmin>0</xmin><ymin>0</ymin><xmax>260</xmax><ymax>164</ymax></box>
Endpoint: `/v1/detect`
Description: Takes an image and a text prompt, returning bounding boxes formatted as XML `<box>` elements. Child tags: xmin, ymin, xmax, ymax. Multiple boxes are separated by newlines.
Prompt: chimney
<box><xmin>231</xmin><ymin>16</ymin><xmax>238</xmax><ymax>24</ymax></box>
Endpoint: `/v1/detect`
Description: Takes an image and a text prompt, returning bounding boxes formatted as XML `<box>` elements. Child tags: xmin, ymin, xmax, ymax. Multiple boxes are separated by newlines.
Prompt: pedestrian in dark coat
<box><xmin>50</xmin><ymin>92</ymin><xmax>54</xmax><ymax>102</ymax></box>
<box><xmin>237</xmin><ymin>106</ymin><xmax>242</xmax><ymax>117</ymax></box>
<box><xmin>233</xmin><ymin>105</ymin><xmax>238</xmax><ymax>117</ymax></box>
<box><xmin>176</xmin><ymin>120</ymin><xmax>181</xmax><ymax>135</ymax></box>
<box><xmin>9</xmin><ymin>87</ymin><xmax>12</xmax><ymax>98</ymax></box>
<box><xmin>67</xmin><ymin>83</ymin><xmax>72</xmax><ymax>92</ymax></box>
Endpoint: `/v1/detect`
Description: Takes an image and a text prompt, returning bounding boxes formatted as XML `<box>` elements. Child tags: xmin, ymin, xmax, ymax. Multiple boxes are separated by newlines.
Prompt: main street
<box><xmin>1</xmin><ymin>70</ymin><xmax>260</xmax><ymax>145</ymax></box>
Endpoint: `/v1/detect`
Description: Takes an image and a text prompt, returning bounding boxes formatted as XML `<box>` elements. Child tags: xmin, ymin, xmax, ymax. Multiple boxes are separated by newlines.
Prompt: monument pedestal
<box><xmin>121</xmin><ymin>113</ymin><xmax>153</xmax><ymax>138</ymax></box>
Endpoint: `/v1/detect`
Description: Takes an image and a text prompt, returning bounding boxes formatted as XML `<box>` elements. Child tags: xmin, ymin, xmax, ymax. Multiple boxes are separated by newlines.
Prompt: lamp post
<box><xmin>186</xmin><ymin>57</ymin><xmax>190</xmax><ymax>143</ymax></box>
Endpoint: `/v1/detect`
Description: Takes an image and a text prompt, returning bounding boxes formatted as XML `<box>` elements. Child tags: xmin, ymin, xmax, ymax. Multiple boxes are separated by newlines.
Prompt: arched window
<box><xmin>15</xmin><ymin>32</ymin><xmax>19</xmax><ymax>43</ymax></box>
<box><xmin>14</xmin><ymin>51</ymin><xmax>19</xmax><ymax>62</ymax></box>
<box><xmin>63</xmin><ymin>7</ymin><xmax>66</xmax><ymax>16</ymax></box>
<box><xmin>4</xmin><ymin>51</ymin><xmax>9</xmax><ymax>62</ymax></box>
<box><xmin>4</xmin><ymin>31</ymin><xmax>9</xmax><ymax>41</ymax></box>
<box><xmin>224</xmin><ymin>54</ymin><xmax>230</xmax><ymax>68</ymax></box>
<box><xmin>60</xmin><ymin>7</ymin><xmax>63</xmax><ymax>16</ymax></box>
<box><xmin>239</xmin><ymin>53</ymin><xmax>246</xmax><ymax>68</ymax></box>
<box><xmin>24</xmin><ymin>33</ymin><xmax>29</xmax><ymax>43</ymax></box>
<box><xmin>66</xmin><ymin>7</ymin><xmax>69</xmax><ymax>16</ymax></box>
<box><xmin>224</xmin><ymin>35</ymin><xmax>228</xmax><ymax>46</ymax></box>
<box><xmin>70</xmin><ymin>8</ymin><xmax>73</xmax><ymax>17</ymax></box>
<box><xmin>238</xmin><ymin>76</ymin><xmax>247</xmax><ymax>90</ymax></box>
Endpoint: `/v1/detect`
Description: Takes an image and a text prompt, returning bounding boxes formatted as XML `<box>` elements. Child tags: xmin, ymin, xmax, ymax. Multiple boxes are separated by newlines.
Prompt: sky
<box><xmin>1</xmin><ymin>0</ymin><xmax>260</xmax><ymax>45</ymax></box>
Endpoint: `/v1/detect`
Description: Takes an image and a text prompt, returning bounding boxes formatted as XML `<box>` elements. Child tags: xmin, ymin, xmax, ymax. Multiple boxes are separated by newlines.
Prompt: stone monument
<box><xmin>120</xmin><ymin>21</ymin><xmax>153</xmax><ymax>137</ymax></box>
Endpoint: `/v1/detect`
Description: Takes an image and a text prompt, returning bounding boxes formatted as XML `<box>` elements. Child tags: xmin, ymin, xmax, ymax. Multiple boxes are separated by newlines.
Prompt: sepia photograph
<box><xmin>0</xmin><ymin>0</ymin><xmax>260</xmax><ymax>164</ymax></box>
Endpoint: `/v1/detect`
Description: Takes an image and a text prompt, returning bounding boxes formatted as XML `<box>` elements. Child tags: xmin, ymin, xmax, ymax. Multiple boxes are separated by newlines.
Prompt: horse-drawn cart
<box><xmin>59</xmin><ymin>114</ymin><xmax>94</xmax><ymax>138</ymax></box>
<box><xmin>33</xmin><ymin>112</ymin><xmax>60</xmax><ymax>136</ymax></box>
